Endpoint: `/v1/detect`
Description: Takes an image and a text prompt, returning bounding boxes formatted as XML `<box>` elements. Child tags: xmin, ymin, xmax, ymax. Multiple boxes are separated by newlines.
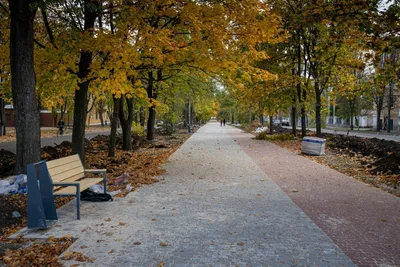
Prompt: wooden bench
<box><xmin>27</xmin><ymin>155</ymin><xmax>107</xmax><ymax>229</ymax></box>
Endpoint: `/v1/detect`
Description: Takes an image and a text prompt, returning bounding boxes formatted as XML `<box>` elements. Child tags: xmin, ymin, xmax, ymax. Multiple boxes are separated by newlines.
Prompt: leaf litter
<box><xmin>0</xmin><ymin>129</ymin><xmax>190</xmax><ymax>266</ymax></box>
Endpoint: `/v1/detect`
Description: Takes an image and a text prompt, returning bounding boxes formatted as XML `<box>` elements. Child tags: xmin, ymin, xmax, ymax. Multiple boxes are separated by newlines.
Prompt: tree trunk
<box><xmin>146</xmin><ymin>71</ymin><xmax>155</xmax><ymax>140</ymax></box>
<box><xmin>0</xmin><ymin>97</ymin><xmax>6</xmax><ymax>136</ymax></box>
<box><xmin>269</xmin><ymin>116</ymin><xmax>273</xmax><ymax>135</ymax></box>
<box><xmin>296</xmin><ymin>33</ymin><xmax>306</xmax><ymax>137</ymax></box>
<box><xmin>190</xmin><ymin>102</ymin><xmax>194</xmax><ymax>126</ymax></box>
<box><xmin>139</xmin><ymin>107</ymin><xmax>145</xmax><ymax>127</ymax></box>
<box><xmin>71</xmin><ymin>0</ymin><xmax>99</xmax><ymax>162</ymax></box>
<box><xmin>147</xmin><ymin>107</ymin><xmax>156</xmax><ymax>140</ymax></box>
<box><xmin>376</xmin><ymin>95</ymin><xmax>383</xmax><ymax>131</ymax></box>
<box><xmin>183</xmin><ymin>105</ymin><xmax>188</xmax><ymax>128</ymax></box>
<box><xmin>9</xmin><ymin>0</ymin><xmax>41</xmax><ymax>174</ymax></box>
<box><xmin>387</xmin><ymin>81</ymin><xmax>393</xmax><ymax>133</ymax></box>
<box><xmin>108</xmin><ymin>96</ymin><xmax>120</xmax><ymax>157</ymax></box>
<box><xmin>118</xmin><ymin>95</ymin><xmax>134</xmax><ymax>150</ymax></box>
<box><xmin>301</xmin><ymin>87</ymin><xmax>307</xmax><ymax>137</ymax></box>
<box><xmin>291</xmin><ymin>95</ymin><xmax>296</xmax><ymax>136</ymax></box>
<box><xmin>350</xmin><ymin>100</ymin><xmax>354</xmax><ymax>131</ymax></box>
<box><xmin>259</xmin><ymin>115</ymin><xmax>263</xmax><ymax>126</ymax></box>
<box><xmin>315</xmin><ymin>82</ymin><xmax>322</xmax><ymax>137</ymax></box>
<box><xmin>98</xmin><ymin>100</ymin><xmax>104</xmax><ymax>126</ymax></box>
<box><xmin>231</xmin><ymin>113</ymin><xmax>234</xmax><ymax>124</ymax></box>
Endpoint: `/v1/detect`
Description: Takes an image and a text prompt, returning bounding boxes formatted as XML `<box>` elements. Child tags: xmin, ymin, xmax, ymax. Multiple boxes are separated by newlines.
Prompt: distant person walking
<box><xmin>220</xmin><ymin>120</ymin><xmax>223</xmax><ymax>127</ymax></box>
<box><xmin>57</xmin><ymin>119</ymin><xmax>65</xmax><ymax>136</ymax></box>
<box><xmin>223</xmin><ymin>119</ymin><xmax>226</xmax><ymax>126</ymax></box>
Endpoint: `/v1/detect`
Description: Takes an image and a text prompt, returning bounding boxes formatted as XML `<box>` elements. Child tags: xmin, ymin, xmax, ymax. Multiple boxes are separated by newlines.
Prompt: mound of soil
<box><xmin>327</xmin><ymin>134</ymin><xmax>400</xmax><ymax>175</ymax></box>
<box><xmin>370</xmin><ymin>153</ymin><xmax>400</xmax><ymax>175</ymax></box>
<box><xmin>41</xmin><ymin>141</ymin><xmax>73</xmax><ymax>161</ymax></box>
<box><xmin>90</xmin><ymin>135</ymin><xmax>109</xmax><ymax>143</ymax></box>
<box><xmin>327</xmin><ymin>135</ymin><xmax>400</xmax><ymax>158</ymax></box>
<box><xmin>0</xmin><ymin>150</ymin><xmax>16</xmax><ymax>178</ymax></box>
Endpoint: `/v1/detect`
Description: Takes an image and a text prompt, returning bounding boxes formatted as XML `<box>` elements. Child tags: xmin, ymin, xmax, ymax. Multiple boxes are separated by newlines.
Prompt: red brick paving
<box><xmin>231</xmin><ymin>131</ymin><xmax>400</xmax><ymax>267</ymax></box>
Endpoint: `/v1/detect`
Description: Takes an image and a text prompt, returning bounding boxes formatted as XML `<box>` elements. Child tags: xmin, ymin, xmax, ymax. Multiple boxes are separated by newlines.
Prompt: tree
<box><xmin>71</xmin><ymin>0</ymin><xmax>100</xmax><ymax>160</ymax></box>
<box><xmin>9</xmin><ymin>0</ymin><xmax>41</xmax><ymax>173</ymax></box>
<box><xmin>299</xmin><ymin>0</ymin><xmax>378</xmax><ymax>136</ymax></box>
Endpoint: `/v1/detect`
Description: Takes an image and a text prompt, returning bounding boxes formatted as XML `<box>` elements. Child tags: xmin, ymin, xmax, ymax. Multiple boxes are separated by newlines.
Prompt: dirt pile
<box><xmin>327</xmin><ymin>134</ymin><xmax>400</xmax><ymax>175</ymax></box>
<box><xmin>0</xmin><ymin>150</ymin><xmax>16</xmax><ymax>177</ymax></box>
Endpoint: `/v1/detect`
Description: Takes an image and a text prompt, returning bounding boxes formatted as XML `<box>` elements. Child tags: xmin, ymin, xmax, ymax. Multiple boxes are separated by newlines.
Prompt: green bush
<box><xmin>131</xmin><ymin>122</ymin><xmax>145</xmax><ymax>136</ymax></box>
<box><xmin>256</xmin><ymin>133</ymin><xmax>295</xmax><ymax>141</ymax></box>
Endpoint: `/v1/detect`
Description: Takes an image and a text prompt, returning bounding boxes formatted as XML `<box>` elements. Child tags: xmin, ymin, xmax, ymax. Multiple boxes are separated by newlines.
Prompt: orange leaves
<box><xmin>1</xmin><ymin>236</ymin><xmax>75</xmax><ymax>267</ymax></box>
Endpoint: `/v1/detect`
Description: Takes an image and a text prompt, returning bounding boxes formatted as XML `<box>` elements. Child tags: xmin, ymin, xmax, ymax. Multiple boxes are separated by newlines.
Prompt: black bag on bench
<box><xmin>80</xmin><ymin>189</ymin><xmax>113</xmax><ymax>202</ymax></box>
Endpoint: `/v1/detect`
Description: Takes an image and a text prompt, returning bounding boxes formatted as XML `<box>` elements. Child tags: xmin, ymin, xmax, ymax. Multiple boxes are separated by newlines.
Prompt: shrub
<box><xmin>256</xmin><ymin>132</ymin><xmax>295</xmax><ymax>141</ymax></box>
<box><xmin>131</xmin><ymin>122</ymin><xmax>145</xmax><ymax>136</ymax></box>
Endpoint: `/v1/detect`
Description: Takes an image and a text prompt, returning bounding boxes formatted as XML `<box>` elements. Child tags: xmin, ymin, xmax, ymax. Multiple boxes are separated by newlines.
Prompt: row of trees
<box><xmin>0</xmin><ymin>0</ymin><xmax>283</xmax><ymax>173</ymax></box>
<box><xmin>217</xmin><ymin>0</ymin><xmax>399</xmax><ymax>137</ymax></box>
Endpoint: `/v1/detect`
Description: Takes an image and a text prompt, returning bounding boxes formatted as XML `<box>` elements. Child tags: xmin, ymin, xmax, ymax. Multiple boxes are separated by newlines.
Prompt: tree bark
<box><xmin>146</xmin><ymin>71</ymin><xmax>156</xmax><ymax>140</ymax></box>
<box><xmin>376</xmin><ymin>94</ymin><xmax>383</xmax><ymax>131</ymax></box>
<box><xmin>108</xmin><ymin>96</ymin><xmax>120</xmax><ymax>157</ymax></box>
<box><xmin>350</xmin><ymin>100</ymin><xmax>354</xmax><ymax>131</ymax></box>
<box><xmin>71</xmin><ymin>0</ymin><xmax>99</xmax><ymax>162</ymax></box>
<box><xmin>9</xmin><ymin>0</ymin><xmax>41</xmax><ymax>174</ymax></box>
<box><xmin>0</xmin><ymin>97</ymin><xmax>6</xmax><ymax>136</ymax></box>
<box><xmin>139</xmin><ymin>107</ymin><xmax>145</xmax><ymax>127</ymax></box>
<box><xmin>296</xmin><ymin>38</ymin><xmax>307</xmax><ymax>137</ymax></box>
<box><xmin>98</xmin><ymin>100</ymin><xmax>104</xmax><ymax>126</ymax></box>
<box><xmin>315</xmin><ymin>82</ymin><xmax>322</xmax><ymax>137</ymax></box>
<box><xmin>183</xmin><ymin>104</ymin><xmax>188</xmax><ymax>128</ymax></box>
<box><xmin>118</xmin><ymin>95</ymin><xmax>134</xmax><ymax>150</ymax></box>
<box><xmin>269</xmin><ymin>116</ymin><xmax>273</xmax><ymax>135</ymax></box>
<box><xmin>301</xmin><ymin>88</ymin><xmax>307</xmax><ymax>137</ymax></box>
<box><xmin>387</xmin><ymin>80</ymin><xmax>393</xmax><ymax>133</ymax></box>
<box><xmin>291</xmin><ymin>95</ymin><xmax>297</xmax><ymax>136</ymax></box>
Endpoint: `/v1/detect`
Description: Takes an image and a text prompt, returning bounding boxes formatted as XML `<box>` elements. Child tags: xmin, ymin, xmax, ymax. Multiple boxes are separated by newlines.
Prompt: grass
<box><xmin>255</xmin><ymin>132</ymin><xmax>296</xmax><ymax>141</ymax></box>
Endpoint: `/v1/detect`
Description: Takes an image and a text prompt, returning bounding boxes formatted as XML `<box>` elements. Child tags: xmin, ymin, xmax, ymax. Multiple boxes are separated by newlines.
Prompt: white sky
<box><xmin>379</xmin><ymin>0</ymin><xmax>394</xmax><ymax>11</ymax></box>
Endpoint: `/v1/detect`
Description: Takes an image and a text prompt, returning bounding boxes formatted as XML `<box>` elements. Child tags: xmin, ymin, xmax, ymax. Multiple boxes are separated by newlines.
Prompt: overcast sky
<box><xmin>379</xmin><ymin>0</ymin><xmax>394</xmax><ymax>11</ymax></box>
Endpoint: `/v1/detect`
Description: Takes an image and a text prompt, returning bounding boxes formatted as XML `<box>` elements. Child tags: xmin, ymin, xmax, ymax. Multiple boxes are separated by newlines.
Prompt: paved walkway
<box><xmin>233</xmin><ymin>130</ymin><xmax>400</xmax><ymax>267</ymax></box>
<box><xmin>0</xmin><ymin>131</ymin><xmax>110</xmax><ymax>153</ymax></box>
<box><xmin>15</xmin><ymin>122</ymin><xmax>354</xmax><ymax>266</ymax></box>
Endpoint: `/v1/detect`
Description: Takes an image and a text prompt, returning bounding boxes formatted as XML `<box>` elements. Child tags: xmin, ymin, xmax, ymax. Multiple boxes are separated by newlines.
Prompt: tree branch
<box><xmin>41</xmin><ymin>6</ymin><xmax>58</xmax><ymax>49</ymax></box>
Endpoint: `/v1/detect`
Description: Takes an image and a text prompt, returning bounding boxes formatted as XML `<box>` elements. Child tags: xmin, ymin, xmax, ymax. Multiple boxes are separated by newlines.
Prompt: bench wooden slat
<box><xmin>53</xmin><ymin>178</ymin><xmax>103</xmax><ymax>195</ymax></box>
<box><xmin>46</xmin><ymin>155</ymin><xmax>81</xmax><ymax>169</ymax></box>
<box><xmin>51</xmin><ymin>167</ymin><xmax>84</xmax><ymax>183</ymax></box>
<box><xmin>48</xmin><ymin>160</ymin><xmax>84</xmax><ymax>177</ymax></box>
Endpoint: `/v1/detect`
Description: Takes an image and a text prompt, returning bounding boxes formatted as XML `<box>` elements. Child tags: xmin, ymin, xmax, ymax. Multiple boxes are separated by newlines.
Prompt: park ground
<box><xmin>0</xmin><ymin>122</ymin><xmax>399</xmax><ymax>266</ymax></box>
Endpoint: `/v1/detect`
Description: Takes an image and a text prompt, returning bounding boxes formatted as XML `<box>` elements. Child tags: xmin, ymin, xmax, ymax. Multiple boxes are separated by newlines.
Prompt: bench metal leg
<box><xmin>76</xmin><ymin>184</ymin><xmax>80</xmax><ymax>220</ymax></box>
<box><xmin>103</xmin><ymin>172</ymin><xmax>107</xmax><ymax>194</ymax></box>
<box><xmin>27</xmin><ymin>163</ymin><xmax>49</xmax><ymax>229</ymax></box>
<box><xmin>38</xmin><ymin>162</ymin><xmax>57</xmax><ymax>221</ymax></box>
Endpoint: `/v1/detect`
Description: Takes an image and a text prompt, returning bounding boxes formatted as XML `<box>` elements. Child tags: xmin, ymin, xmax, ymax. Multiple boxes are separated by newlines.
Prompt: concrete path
<box><xmin>0</xmin><ymin>131</ymin><xmax>110</xmax><ymax>153</ymax></box>
<box><xmin>15</xmin><ymin>122</ymin><xmax>354</xmax><ymax>266</ymax></box>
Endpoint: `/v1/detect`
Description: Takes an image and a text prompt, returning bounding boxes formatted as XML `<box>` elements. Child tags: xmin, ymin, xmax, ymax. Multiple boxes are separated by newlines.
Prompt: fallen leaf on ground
<box><xmin>104</xmin><ymin>218</ymin><xmax>111</xmax><ymax>222</ymax></box>
<box><xmin>61</xmin><ymin>251</ymin><xmax>94</xmax><ymax>262</ymax></box>
<box><xmin>159</xmin><ymin>242</ymin><xmax>169</xmax><ymax>247</ymax></box>
<box><xmin>134</xmin><ymin>241</ymin><xmax>141</xmax><ymax>245</ymax></box>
